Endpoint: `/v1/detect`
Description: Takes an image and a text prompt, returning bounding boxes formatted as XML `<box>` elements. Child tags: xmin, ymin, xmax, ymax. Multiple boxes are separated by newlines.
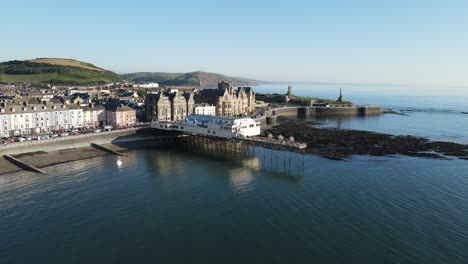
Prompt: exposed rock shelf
<box><xmin>262</xmin><ymin>119</ymin><xmax>468</xmax><ymax>160</ymax></box>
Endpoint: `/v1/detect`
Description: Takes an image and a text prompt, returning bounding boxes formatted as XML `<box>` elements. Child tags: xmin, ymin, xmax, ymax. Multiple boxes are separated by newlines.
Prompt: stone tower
<box><xmin>287</xmin><ymin>86</ymin><xmax>293</xmax><ymax>97</ymax></box>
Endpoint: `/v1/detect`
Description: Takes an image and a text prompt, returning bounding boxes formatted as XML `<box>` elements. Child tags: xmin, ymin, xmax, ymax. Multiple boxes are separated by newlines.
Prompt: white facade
<box><xmin>194</xmin><ymin>104</ymin><xmax>216</xmax><ymax>116</ymax></box>
<box><xmin>134</xmin><ymin>83</ymin><xmax>159</xmax><ymax>88</ymax></box>
<box><xmin>0</xmin><ymin>102</ymin><xmax>84</xmax><ymax>137</ymax></box>
<box><xmin>152</xmin><ymin>115</ymin><xmax>261</xmax><ymax>138</ymax></box>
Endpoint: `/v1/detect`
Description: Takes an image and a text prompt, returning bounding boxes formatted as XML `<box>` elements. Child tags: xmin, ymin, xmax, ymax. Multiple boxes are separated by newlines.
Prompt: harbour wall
<box><xmin>264</xmin><ymin>105</ymin><xmax>381</xmax><ymax>125</ymax></box>
<box><xmin>301</xmin><ymin>106</ymin><xmax>381</xmax><ymax>117</ymax></box>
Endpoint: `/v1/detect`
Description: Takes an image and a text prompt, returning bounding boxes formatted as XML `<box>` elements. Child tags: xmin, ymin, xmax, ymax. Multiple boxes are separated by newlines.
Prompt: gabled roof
<box><xmin>199</xmin><ymin>88</ymin><xmax>225</xmax><ymax>97</ymax></box>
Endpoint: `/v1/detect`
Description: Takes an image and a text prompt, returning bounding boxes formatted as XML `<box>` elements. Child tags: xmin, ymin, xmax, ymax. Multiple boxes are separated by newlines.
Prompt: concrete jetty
<box><xmin>3</xmin><ymin>154</ymin><xmax>46</xmax><ymax>174</ymax></box>
<box><xmin>91</xmin><ymin>143</ymin><xmax>126</xmax><ymax>156</ymax></box>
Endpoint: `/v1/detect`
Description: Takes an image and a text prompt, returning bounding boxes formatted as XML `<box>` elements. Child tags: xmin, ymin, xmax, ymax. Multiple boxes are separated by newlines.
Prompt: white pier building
<box><xmin>152</xmin><ymin>115</ymin><xmax>261</xmax><ymax>138</ymax></box>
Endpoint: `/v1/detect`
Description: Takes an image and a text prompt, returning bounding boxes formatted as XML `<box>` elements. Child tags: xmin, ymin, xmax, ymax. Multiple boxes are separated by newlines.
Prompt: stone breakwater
<box><xmin>263</xmin><ymin>119</ymin><xmax>468</xmax><ymax>160</ymax></box>
<box><xmin>255</xmin><ymin>105</ymin><xmax>382</xmax><ymax>126</ymax></box>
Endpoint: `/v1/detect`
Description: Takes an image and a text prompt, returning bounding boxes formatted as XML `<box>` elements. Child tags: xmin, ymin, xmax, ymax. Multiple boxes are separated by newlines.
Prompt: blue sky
<box><xmin>1</xmin><ymin>0</ymin><xmax>468</xmax><ymax>87</ymax></box>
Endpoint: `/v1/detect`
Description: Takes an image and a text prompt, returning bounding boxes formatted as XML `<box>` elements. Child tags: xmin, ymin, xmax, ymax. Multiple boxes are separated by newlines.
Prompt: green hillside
<box><xmin>122</xmin><ymin>71</ymin><xmax>260</xmax><ymax>87</ymax></box>
<box><xmin>0</xmin><ymin>58</ymin><xmax>123</xmax><ymax>85</ymax></box>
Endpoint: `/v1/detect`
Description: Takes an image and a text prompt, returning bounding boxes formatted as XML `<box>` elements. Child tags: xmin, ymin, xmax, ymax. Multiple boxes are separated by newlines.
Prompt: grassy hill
<box><xmin>122</xmin><ymin>71</ymin><xmax>260</xmax><ymax>87</ymax></box>
<box><xmin>0</xmin><ymin>58</ymin><xmax>123</xmax><ymax>85</ymax></box>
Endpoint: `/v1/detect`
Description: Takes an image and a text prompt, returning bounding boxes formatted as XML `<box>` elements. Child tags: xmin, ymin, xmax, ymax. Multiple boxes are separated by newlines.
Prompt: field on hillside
<box><xmin>0</xmin><ymin>59</ymin><xmax>122</xmax><ymax>85</ymax></box>
<box><xmin>122</xmin><ymin>71</ymin><xmax>260</xmax><ymax>87</ymax></box>
<box><xmin>0</xmin><ymin>73</ymin><xmax>59</xmax><ymax>83</ymax></box>
<box><xmin>29</xmin><ymin>58</ymin><xmax>102</xmax><ymax>71</ymax></box>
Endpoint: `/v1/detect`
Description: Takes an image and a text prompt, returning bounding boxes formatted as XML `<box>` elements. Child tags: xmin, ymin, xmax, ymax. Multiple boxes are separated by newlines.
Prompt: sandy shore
<box><xmin>0</xmin><ymin>144</ymin><xmax>127</xmax><ymax>175</ymax></box>
<box><xmin>0</xmin><ymin>131</ymin><xmax>176</xmax><ymax>175</ymax></box>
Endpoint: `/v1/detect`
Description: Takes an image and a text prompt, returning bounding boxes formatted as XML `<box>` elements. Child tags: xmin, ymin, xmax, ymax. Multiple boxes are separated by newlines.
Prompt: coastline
<box><xmin>3</xmin><ymin>116</ymin><xmax>468</xmax><ymax>175</ymax></box>
<box><xmin>0</xmin><ymin>128</ymin><xmax>175</xmax><ymax>175</ymax></box>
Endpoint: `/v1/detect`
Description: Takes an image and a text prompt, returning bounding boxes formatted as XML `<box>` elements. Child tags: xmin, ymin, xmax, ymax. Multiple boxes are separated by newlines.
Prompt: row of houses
<box><xmin>0</xmin><ymin>98</ymin><xmax>136</xmax><ymax>137</ymax></box>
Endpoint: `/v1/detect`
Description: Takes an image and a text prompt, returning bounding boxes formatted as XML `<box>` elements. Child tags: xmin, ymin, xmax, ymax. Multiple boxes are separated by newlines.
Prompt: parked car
<box><xmin>15</xmin><ymin>137</ymin><xmax>26</xmax><ymax>142</ymax></box>
<box><xmin>94</xmin><ymin>129</ymin><xmax>101</xmax><ymax>133</ymax></box>
<box><xmin>50</xmin><ymin>134</ymin><xmax>59</xmax><ymax>138</ymax></box>
<box><xmin>4</xmin><ymin>138</ymin><xmax>15</xmax><ymax>144</ymax></box>
<box><xmin>59</xmin><ymin>133</ymin><xmax>69</xmax><ymax>137</ymax></box>
<box><xmin>70</xmin><ymin>131</ymin><xmax>78</xmax><ymax>135</ymax></box>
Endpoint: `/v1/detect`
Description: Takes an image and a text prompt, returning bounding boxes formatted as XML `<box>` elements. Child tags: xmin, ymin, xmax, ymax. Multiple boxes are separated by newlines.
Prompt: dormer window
<box><xmin>0</xmin><ymin>109</ymin><xmax>4</xmax><ymax>113</ymax></box>
<box><xmin>11</xmin><ymin>108</ymin><xmax>15</xmax><ymax>112</ymax></box>
<box><xmin>23</xmin><ymin>107</ymin><xmax>27</xmax><ymax>111</ymax></box>
<box><xmin>42</xmin><ymin>106</ymin><xmax>47</xmax><ymax>110</ymax></box>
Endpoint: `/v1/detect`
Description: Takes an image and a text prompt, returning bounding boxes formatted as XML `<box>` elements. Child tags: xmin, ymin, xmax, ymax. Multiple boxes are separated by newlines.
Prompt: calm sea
<box><xmin>254</xmin><ymin>84</ymin><xmax>468</xmax><ymax>143</ymax></box>
<box><xmin>1</xmin><ymin>85</ymin><xmax>468</xmax><ymax>264</ymax></box>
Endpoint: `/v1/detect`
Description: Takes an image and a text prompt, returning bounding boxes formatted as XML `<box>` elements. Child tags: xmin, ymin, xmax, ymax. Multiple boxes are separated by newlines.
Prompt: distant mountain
<box><xmin>0</xmin><ymin>58</ymin><xmax>123</xmax><ymax>85</ymax></box>
<box><xmin>122</xmin><ymin>71</ymin><xmax>261</xmax><ymax>87</ymax></box>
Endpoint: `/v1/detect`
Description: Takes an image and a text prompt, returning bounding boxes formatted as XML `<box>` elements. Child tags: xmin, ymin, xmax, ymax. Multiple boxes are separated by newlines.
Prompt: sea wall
<box><xmin>0</xmin><ymin>129</ymin><xmax>140</xmax><ymax>155</ymax></box>
<box><xmin>272</xmin><ymin>105</ymin><xmax>382</xmax><ymax>118</ymax></box>
<box><xmin>272</xmin><ymin>107</ymin><xmax>299</xmax><ymax>116</ymax></box>
<box><xmin>254</xmin><ymin>116</ymin><xmax>267</xmax><ymax>126</ymax></box>
<box><xmin>307</xmin><ymin>106</ymin><xmax>359</xmax><ymax>116</ymax></box>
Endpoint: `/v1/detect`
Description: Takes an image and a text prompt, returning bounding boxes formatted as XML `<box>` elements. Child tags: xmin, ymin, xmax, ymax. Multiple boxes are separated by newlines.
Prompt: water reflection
<box><xmin>147</xmin><ymin>144</ymin><xmax>306</xmax><ymax>180</ymax></box>
<box><xmin>228</xmin><ymin>168</ymin><xmax>254</xmax><ymax>193</ymax></box>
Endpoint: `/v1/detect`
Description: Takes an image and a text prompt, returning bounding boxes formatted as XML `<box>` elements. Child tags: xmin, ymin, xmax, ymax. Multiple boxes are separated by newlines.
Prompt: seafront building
<box><xmin>152</xmin><ymin>114</ymin><xmax>261</xmax><ymax>138</ymax></box>
<box><xmin>82</xmin><ymin>103</ymin><xmax>106</xmax><ymax>127</ymax></box>
<box><xmin>146</xmin><ymin>81</ymin><xmax>256</xmax><ymax>122</ymax></box>
<box><xmin>106</xmin><ymin>104</ymin><xmax>137</xmax><ymax>127</ymax></box>
<box><xmin>0</xmin><ymin>100</ymin><xmax>83</xmax><ymax>137</ymax></box>
<box><xmin>194</xmin><ymin>104</ymin><xmax>216</xmax><ymax>116</ymax></box>
<box><xmin>0</xmin><ymin>99</ymin><xmax>138</xmax><ymax>137</ymax></box>
<box><xmin>145</xmin><ymin>89</ymin><xmax>195</xmax><ymax>122</ymax></box>
<box><xmin>195</xmin><ymin>81</ymin><xmax>255</xmax><ymax>117</ymax></box>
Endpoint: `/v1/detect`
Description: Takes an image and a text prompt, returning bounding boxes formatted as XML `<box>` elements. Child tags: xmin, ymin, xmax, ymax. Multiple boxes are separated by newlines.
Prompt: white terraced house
<box><xmin>194</xmin><ymin>104</ymin><xmax>216</xmax><ymax>116</ymax></box>
<box><xmin>0</xmin><ymin>100</ymin><xmax>83</xmax><ymax>137</ymax></box>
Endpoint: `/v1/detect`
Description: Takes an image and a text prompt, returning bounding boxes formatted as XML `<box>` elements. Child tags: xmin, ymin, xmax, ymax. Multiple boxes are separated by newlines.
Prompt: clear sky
<box><xmin>1</xmin><ymin>0</ymin><xmax>468</xmax><ymax>87</ymax></box>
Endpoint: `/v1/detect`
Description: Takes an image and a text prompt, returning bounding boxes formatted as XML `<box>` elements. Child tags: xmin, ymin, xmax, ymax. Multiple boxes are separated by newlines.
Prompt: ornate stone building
<box><xmin>146</xmin><ymin>89</ymin><xmax>194</xmax><ymax>122</ymax></box>
<box><xmin>195</xmin><ymin>81</ymin><xmax>255</xmax><ymax>117</ymax></box>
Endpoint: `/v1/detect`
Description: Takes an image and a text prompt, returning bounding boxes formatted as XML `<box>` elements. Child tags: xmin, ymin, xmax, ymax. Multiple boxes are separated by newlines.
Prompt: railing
<box><xmin>248</xmin><ymin>136</ymin><xmax>307</xmax><ymax>149</ymax></box>
<box><xmin>0</xmin><ymin>126</ymin><xmax>147</xmax><ymax>150</ymax></box>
